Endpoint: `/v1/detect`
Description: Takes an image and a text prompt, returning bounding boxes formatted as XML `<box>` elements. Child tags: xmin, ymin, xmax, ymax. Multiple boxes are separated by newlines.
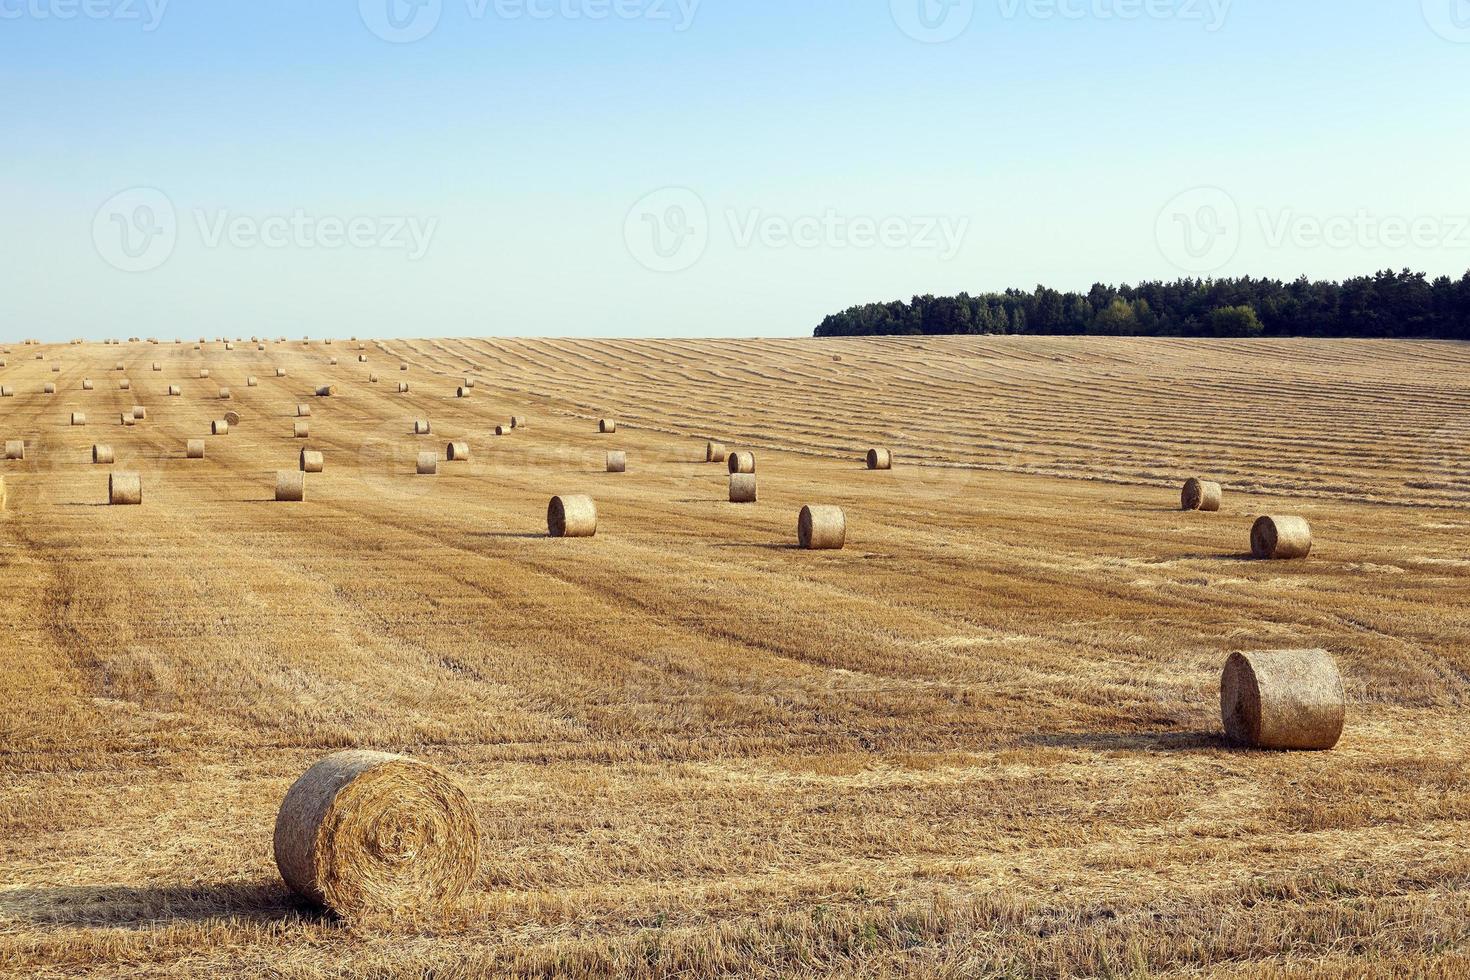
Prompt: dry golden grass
<box><xmin>1</xmin><ymin>336</ymin><xmax>1469</xmax><ymax>979</ymax></box>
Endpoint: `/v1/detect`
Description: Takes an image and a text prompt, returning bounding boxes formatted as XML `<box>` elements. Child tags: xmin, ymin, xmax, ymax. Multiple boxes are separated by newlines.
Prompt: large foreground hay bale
<box><xmin>416</xmin><ymin>452</ymin><xmax>438</xmax><ymax>475</ymax></box>
<box><xmin>5</xmin><ymin>440</ymin><xmax>25</xmax><ymax>460</ymax></box>
<box><xmin>1251</xmin><ymin>515</ymin><xmax>1312</xmax><ymax>560</ymax></box>
<box><xmin>866</xmin><ymin>449</ymin><xmax>893</xmax><ymax>471</ymax></box>
<box><xmin>599</xmin><ymin>419</ymin><xmax>616</xmax><ymax>433</ymax></box>
<box><xmin>1181</xmin><ymin>478</ymin><xmax>1222</xmax><ymax>512</ymax></box>
<box><xmin>300</xmin><ymin>449</ymin><xmax>324</xmax><ymax>473</ymax></box>
<box><xmin>109</xmin><ymin>473</ymin><xmax>142</xmax><ymax>505</ymax></box>
<box><xmin>294</xmin><ymin>422</ymin><xmax>310</xmax><ymax>439</ymax></box>
<box><xmin>705</xmin><ymin>441</ymin><xmax>726</xmax><ymax>463</ymax></box>
<box><xmin>446</xmin><ymin>442</ymin><xmax>470</xmax><ymax>462</ymax></box>
<box><xmin>729</xmin><ymin>473</ymin><xmax>757</xmax><ymax>504</ymax></box>
<box><xmin>1220</xmin><ymin>649</ymin><xmax>1344</xmax><ymax>751</ymax></box>
<box><xmin>70</xmin><ymin>413</ymin><xmax>86</xmax><ymax>426</ymax></box>
<box><xmin>606</xmin><ymin>451</ymin><xmax>626</xmax><ymax>473</ymax></box>
<box><xmin>727</xmin><ymin>452</ymin><xmax>756</xmax><ymax>474</ymax></box>
<box><xmin>212</xmin><ymin>420</ymin><xmax>229</xmax><ymax>435</ymax></box>
<box><xmin>798</xmin><ymin>505</ymin><xmax>846</xmax><ymax>550</ymax></box>
<box><xmin>186</xmin><ymin>439</ymin><xmax>205</xmax><ymax>459</ymax></box>
<box><xmin>276</xmin><ymin>470</ymin><xmax>306</xmax><ymax>502</ymax></box>
<box><xmin>92</xmin><ymin>444</ymin><xmax>114</xmax><ymax>464</ymax></box>
<box><xmin>548</xmin><ymin>495</ymin><xmax>597</xmax><ymax>538</ymax></box>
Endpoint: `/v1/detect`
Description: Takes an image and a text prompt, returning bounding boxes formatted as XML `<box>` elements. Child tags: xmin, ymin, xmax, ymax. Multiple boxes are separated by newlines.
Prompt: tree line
<box><xmin>813</xmin><ymin>270</ymin><xmax>1470</xmax><ymax>340</ymax></box>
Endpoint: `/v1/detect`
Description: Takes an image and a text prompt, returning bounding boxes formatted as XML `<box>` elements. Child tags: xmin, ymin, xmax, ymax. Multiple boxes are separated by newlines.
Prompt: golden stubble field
<box><xmin>1</xmin><ymin>335</ymin><xmax>1468</xmax><ymax>979</ymax></box>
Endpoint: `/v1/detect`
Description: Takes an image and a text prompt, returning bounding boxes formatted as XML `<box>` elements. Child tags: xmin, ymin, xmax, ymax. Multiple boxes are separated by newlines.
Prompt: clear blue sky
<box><xmin>3</xmin><ymin>1</ymin><xmax>1467</xmax><ymax>340</ymax></box>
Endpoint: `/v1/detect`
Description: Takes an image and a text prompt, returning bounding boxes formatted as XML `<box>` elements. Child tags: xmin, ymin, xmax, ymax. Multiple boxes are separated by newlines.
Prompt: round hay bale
<box><xmin>167</xmin><ymin>385</ymin><xmax>182</xmax><ymax>396</ymax></box>
<box><xmin>329</xmin><ymin>358</ymin><xmax>339</xmax><ymax>366</ymax></box>
<box><xmin>866</xmin><ymin>449</ymin><xmax>893</xmax><ymax>471</ymax></box>
<box><xmin>461</xmin><ymin>378</ymin><xmax>474</xmax><ymax>388</ymax></box>
<box><xmin>82</xmin><ymin>379</ymin><xmax>94</xmax><ymax>391</ymax></box>
<box><xmin>300</xmin><ymin>449</ymin><xmax>324</xmax><ymax>473</ymax></box>
<box><xmin>225</xmin><ymin>343</ymin><xmax>234</xmax><ymax>351</ymax></box>
<box><xmin>510</xmin><ymin>416</ymin><xmax>525</xmax><ymax>429</ymax></box>
<box><xmin>152</xmin><ymin>362</ymin><xmax>162</xmax><ymax>371</ymax></box>
<box><xmin>599</xmin><ymin>419</ymin><xmax>617</xmax><ymax>434</ymax></box>
<box><xmin>413</xmin><ymin>420</ymin><xmax>431</xmax><ymax>435</ymax></box>
<box><xmin>369</xmin><ymin>373</ymin><xmax>379</xmax><ymax>383</ymax></box>
<box><xmin>247</xmin><ymin>376</ymin><xmax>258</xmax><ymax>387</ymax></box>
<box><xmin>606</xmin><ymin>451</ymin><xmax>627</xmax><ymax>473</ymax></box>
<box><xmin>92</xmin><ymin>444</ymin><xmax>114</xmax><ymax>464</ymax></box>
<box><xmin>186</xmin><ymin>439</ymin><xmax>205</xmax><ymax>459</ymax></box>
<box><xmin>212</xmin><ymin>420</ymin><xmax>229</xmax><ymax>436</ymax></box>
<box><xmin>224</xmin><ymin>411</ymin><xmax>241</xmax><ymax>427</ymax></box>
<box><xmin>316</xmin><ymin>386</ymin><xmax>335</xmax><ymax>398</ymax></box>
<box><xmin>729</xmin><ymin>473</ymin><xmax>757</xmax><ymax>504</ymax></box>
<box><xmin>43</xmin><ymin>383</ymin><xmax>56</xmax><ymax>394</ymax></box>
<box><xmin>120</xmin><ymin>413</ymin><xmax>135</xmax><ymax>427</ymax></box>
<box><xmin>276</xmin><ymin>368</ymin><xmax>287</xmax><ymax>377</ymax></box>
<box><xmin>114</xmin><ymin>362</ymin><xmax>125</xmax><ymax>371</ymax></box>
<box><xmin>132</xmin><ymin>406</ymin><xmax>146</xmax><ymax>421</ymax></box>
<box><xmin>494</xmin><ymin>425</ymin><xmax>508</xmax><ymax>436</ymax></box>
<box><xmin>1251</xmin><ymin>515</ymin><xmax>1312</xmax><ymax>560</ymax></box>
<box><xmin>51</xmin><ymin>364</ymin><xmax>60</xmax><ymax>372</ymax></box>
<box><xmin>108</xmin><ymin>473</ymin><xmax>142</xmax><ymax>506</ymax></box>
<box><xmin>297</xmin><ymin>404</ymin><xmax>313</xmax><ymax>418</ymax></box>
<box><xmin>0</xmin><ymin>386</ymin><xmax>12</xmax><ymax>398</ymax></box>
<box><xmin>446</xmin><ymin>442</ymin><xmax>470</xmax><ymax>462</ymax></box>
<box><xmin>219</xmin><ymin>387</ymin><xmax>232</xmax><ymax>400</ymax></box>
<box><xmin>456</xmin><ymin>387</ymin><xmax>471</xmax><ymax>398</ymax></box>
<box><xmin>798</xmin><ymin>505</ymin><xmax>846</xmax><ymax>550</ymax></box>
<box><xmin>275</xmin><ymin>470</ymin><xmax>306</xmax><ymax>502</ymax></box>
<box><xmin>199</xmin><ymin>369</ymin><xmax>210</xmax><ymax>379</ymax></box>
<box><xmin>416</xmin><ymin>452</ymin><xmax>438</xmax><ymax>475</ymax></box>
<box><xmin>1181</xmin><ymin>478</ymin><xmax>1222</xmax><ymax>512</ymax></box>
<box><xmin>727</xmin><ymin>452</ymin><xmax>756</xmax><ymax>474</ymax></box>
<box><xmin>705</xmin><ymin>441</ymin><xmax>726</xmax><ymax>463</ymax></box>
<box><xmin>359</xmin><ymin>355</ymin><xmax>368</xmax><ymax>363</ymax></box>
<box><xmin>118</xmin><ymin>379</ymin><xmax>131</xmax><ymax>390</ymax></box>
<box><xmin>294</xmin><ymin>422</ymin><xmax>310</xmax><ymax>439</ymax></box>
<box><xmin>70</xmin><ymin>412</ymin><xmax>86</xmax><ymax>426</ymax></box>
<box><xmin>399</xmin><ymin>362</ymin><xmax>408</xmax><ymax>371</ymax></box>
<box><xmin>548</xmin><ymin>494</ymin><xmax>597</xmax><ymax>538</ymax></box>
<box><xmin>4</xmin><ymin>440</ymin><xmax>25</xmax><ymax>460</ymax></box>
<box><xmin>1221</xmin><ymin>649</ymin><xmax>1344</xmax><ymax>751</ymax></box>
<box><xmin>397</xmin><ymin>383</ymin><xmax>410</xmax><ymax>393</ymax></box>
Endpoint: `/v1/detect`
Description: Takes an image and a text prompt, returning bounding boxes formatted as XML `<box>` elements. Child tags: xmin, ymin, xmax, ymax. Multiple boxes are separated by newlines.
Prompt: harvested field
<box><xmin>0</xmin><ymin>337</ymin><xmax>1468</xmax><ymax>979</ymax></box>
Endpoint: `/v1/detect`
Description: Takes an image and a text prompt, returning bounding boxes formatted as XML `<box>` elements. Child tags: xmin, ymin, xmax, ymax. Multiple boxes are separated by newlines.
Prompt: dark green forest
<box><xmin>814</xmin><ymin>270</ymin><xmax>1470</xmax><ymax>340</ymax></box>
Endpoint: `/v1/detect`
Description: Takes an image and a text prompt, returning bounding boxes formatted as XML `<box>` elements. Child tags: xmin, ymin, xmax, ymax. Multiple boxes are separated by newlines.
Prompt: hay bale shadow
<box><xmin>1018</xmin><ymin>730</ymin><xmax>1227</xmax><ymax>753</ymax></box>
<box><xmin>0</xmin><ymin>879</ymin><xmax>326</xmax><ymax>930</ymax></box>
